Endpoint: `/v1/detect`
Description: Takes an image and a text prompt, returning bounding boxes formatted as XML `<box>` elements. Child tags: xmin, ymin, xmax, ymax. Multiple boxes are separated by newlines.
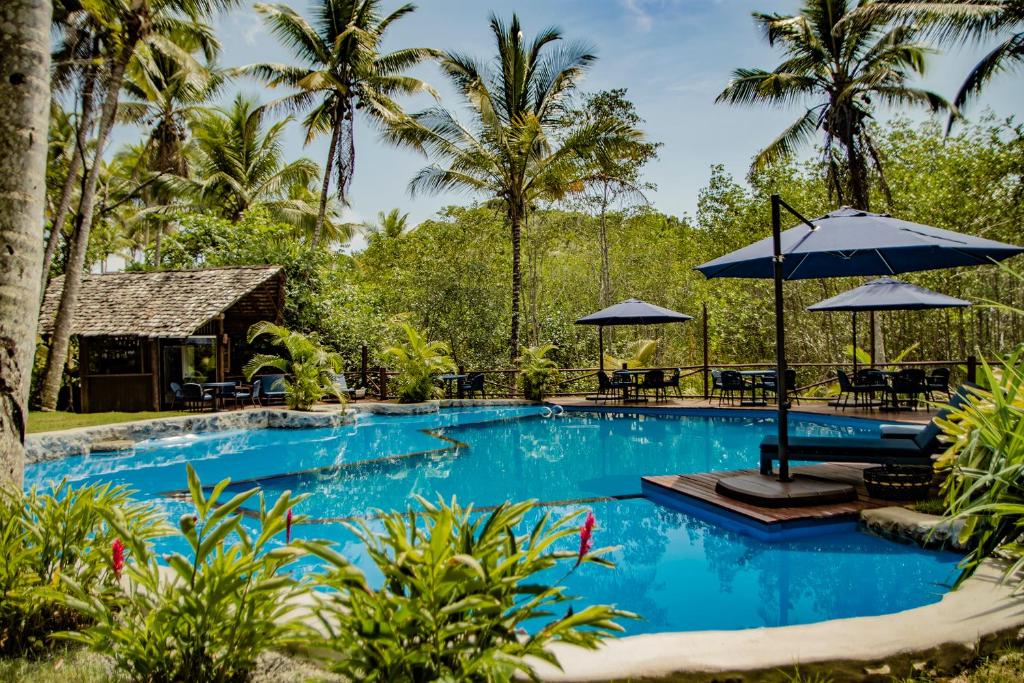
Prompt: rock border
<box><xmin>861</xmin><ymin>506</ymin><xmax>967</xmax><ymax>551</ymax></box>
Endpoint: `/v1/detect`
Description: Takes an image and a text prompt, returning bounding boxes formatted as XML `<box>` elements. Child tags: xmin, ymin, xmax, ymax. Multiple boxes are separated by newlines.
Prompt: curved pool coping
<box><xmin>536</xmin><ymin>559</ymin><xmax>1023</xmax><ymax>682</ymax></box>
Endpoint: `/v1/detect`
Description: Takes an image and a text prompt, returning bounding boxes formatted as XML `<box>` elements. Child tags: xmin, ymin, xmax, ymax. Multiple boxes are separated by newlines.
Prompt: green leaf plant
<box><xmin>518</xmin><ymin>344</ymin><xmax>559</xmax><ymax>402</ymax></box>
<box><xmin>384</xmin><ymin>323</ymin><xmax>457</xmax><ymax>403</ymax></box>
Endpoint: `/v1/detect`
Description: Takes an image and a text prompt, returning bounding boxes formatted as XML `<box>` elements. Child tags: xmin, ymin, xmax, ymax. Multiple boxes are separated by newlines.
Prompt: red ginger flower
<box><xmin>286</xmin><ymin>508</ymin><xmax>293</xmax><ymax>544</ymax></box>
<box><xmin>112</xmin><ymin>539</ymin><xmax>125</xmax><ymax>580</ymax></box>
<box><xmin>577</xmin><ymin>511</ymin><xmax>595</xmax><ymax>564</ymax></box>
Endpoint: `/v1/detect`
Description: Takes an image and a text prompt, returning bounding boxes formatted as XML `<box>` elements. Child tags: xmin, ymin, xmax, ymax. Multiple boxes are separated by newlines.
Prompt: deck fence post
<box><xmin>360</xmin><ymin>344</ymin><xmax>368</xmax><ymax>388</ymax></box>
<box><xmin>378</xmin><ymin>366</ymin><xmax>388</xmax><ymax>401</ymax></box>
<box><xmin>702</xmin><ymin>302</ymin><xmax>709</xmax><ymax>399</ymax></box>
<box><xmin>967</xmin><ymin>355</ymin><xmax>978</xmax><ymax>384</ymax></box>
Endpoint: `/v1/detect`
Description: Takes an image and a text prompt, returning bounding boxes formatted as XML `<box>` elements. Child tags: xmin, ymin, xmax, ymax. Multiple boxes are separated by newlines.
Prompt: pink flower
<box><xmin>577</xmin><ymin>512</ymin><xmax>595</xmax><ymax>564</ymax></box>
<box><xmin>286</xmin><ymin>508</ymin><xmax>293</xmax><ymax>544</ymax></box>
<box><xmin>112</xmin><ymin>539</ymin><xmax>125</xmax><ymax>579</ymax></box>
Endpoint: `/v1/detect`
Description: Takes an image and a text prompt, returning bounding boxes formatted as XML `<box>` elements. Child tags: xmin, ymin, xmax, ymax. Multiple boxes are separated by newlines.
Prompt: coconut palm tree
<box><xmin>391</xmin><ymin>14</ymin><xmax>642</xmax><ymax>361</ymax></box>
<box><xmin>367</xmin><ymin>208</ymin><xmax>409</xmax><ymax>238</ymax></box>
<box><xmin>242</xmin><ymin>0</ymin><xmax>438</xmax><ymax>249</ymax></box>
<box><xmin>1</xmin><ymin>0</ymin><xmax>52</xmax><ymax>485</ymax></box>
<box><xmin>859</xmin><ymin>1</ymin><xmax>1023</xmax><ymax>123</ymax></box>
<box><xmin>38</xmin><ymin>0</ymin><xmax>232</xmax><ymax>411</ymax></box>
<box><xmin>717</xmin><ymin>0</ymin><xmax>952</xmax><ymax>210</ymax></box>
<box><xmin>176</xmin><ymin>94</ymin><xmax>320</xmax><ymax>223</ymax></box>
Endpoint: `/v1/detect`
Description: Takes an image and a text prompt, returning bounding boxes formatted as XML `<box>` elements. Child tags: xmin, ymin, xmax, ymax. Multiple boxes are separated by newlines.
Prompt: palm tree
<box><xmin>243</xmin><ymin>321</ymin><xmax>344</xmax><ymax>410</ymax></box>
<box><xmin>38</xmin><ymin>0</ymin><xmax>232</xmax><ymax>411</ymax></box>
<box><xmin>242</xmin><ymin>0</ymin><xmax>438</xmax><ymax>249</ymax></box>
<box><xmin>384</xmin><ymin>323</ymin><xmax>456</xmax><ymax>403</ymax></box>
<box><xmin>716</xmin><ymin>0</ymin><xmax>951</xmax><ymax>210</ymax></box>
<box><xmin>177</xmin><ymin>94</ymin><xmax>320</xmax><ymax>223</ymax></box>
<box><xmin>1</xmin><ymin>0</ymin><xmax>52</xmax><ymax>485</ymax></box>
<box><xmin>368</xmin><ymin>208</ymin><xmax>409</xmax><ymax>238</ymax></box>
<box><xmin>860</xmin><ymin>1</ymin><xmax>1023</xmax><ymax>122</ymax></box>
<box><xmin>391</xmin><ymin>14</ymin><xmax>640</xmax><ymax>360</ymax></box>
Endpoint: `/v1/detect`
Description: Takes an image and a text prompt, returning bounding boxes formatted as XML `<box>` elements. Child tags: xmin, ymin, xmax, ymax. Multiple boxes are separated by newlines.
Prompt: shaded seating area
<box><xmin>459</xmin><ymin>372</ymin><xmax>486</xmax><ymax>398</ymax></box>
<box><xmin>258</xmin><ymin>374</ymin><xmax>287</xmax><ymax>404</ymax></box>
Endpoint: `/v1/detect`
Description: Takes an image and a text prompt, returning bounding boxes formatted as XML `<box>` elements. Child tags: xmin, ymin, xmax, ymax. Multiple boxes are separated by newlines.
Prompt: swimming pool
<box><xmin>26</xmin><ymin>406</ymin><xmax>961</xmax><ymax>634</ymax></box>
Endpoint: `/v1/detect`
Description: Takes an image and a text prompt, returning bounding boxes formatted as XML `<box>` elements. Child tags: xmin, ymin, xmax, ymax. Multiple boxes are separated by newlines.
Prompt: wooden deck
<box><xmin>552</xmin><ymin>396</ymin><xmax>939</xmax><ymax>424</ymax></box>
<box><xmin>641</xmin><ymin>463</ymin><xmax>896</xmax><ymax>525</ymax></box>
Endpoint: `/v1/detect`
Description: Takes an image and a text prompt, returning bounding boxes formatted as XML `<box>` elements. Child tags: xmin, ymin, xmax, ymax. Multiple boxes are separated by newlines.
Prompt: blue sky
<box><xmin>205</xmin><ymin>0</ymin><xmax>1024</xmax><ymax>228</ymax></box>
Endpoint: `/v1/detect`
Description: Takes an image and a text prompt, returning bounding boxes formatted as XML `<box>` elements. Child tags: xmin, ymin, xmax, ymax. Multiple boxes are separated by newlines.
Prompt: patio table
<box><xmin>202</xmin><ymin>381</ymin><xmax>238</xmax><ymax>411</ymax></box>
<box><xmin>613</xmin><ymin>369</ymin><xmax>650</xmax><ymax>403</ymax></box>
<box><xmin>438</xmin><ymin>374</ymin><xmax>468</xmax><ymax>399</ymax></box>
<box><xmin>739</xmin><ymin>370</ymin><xmax>774</xmax><ymax>406</ymax></box>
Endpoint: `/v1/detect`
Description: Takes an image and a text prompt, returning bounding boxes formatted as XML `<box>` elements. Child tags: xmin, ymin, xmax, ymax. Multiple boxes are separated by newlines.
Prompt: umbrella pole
<box><xmin>771</xmin><ymin>195</ymin><xmax>791</xmax><ymax>482</ymax></box>
<box><xmin>599</xmin><ymin>325</ymin><xmax>604</xmax><ymax>372</ymax></box>
<box><xmin>852</xmin><ymin>312</ymin><xmax>858</xmax><ymax>378</ymax></box>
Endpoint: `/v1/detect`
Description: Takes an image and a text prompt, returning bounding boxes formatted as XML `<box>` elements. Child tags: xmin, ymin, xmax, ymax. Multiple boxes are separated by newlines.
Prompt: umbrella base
<box><xmin>715</xmin><ymin>473</ymin><xmax>857</xmax><ymax>508</ymax></box>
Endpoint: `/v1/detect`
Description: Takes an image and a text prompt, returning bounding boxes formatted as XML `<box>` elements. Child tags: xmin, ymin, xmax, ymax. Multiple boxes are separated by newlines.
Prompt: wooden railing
<box><xmin>344</xmin><ymin>355</ymin><xmax>983</xmax><ymax>402</ymax></box>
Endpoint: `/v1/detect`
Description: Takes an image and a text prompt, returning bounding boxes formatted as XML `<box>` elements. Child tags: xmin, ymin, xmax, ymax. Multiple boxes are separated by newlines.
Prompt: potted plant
<box><xmin>384</xmin><ymin>324</ymin><xmax>456</xmax><ymax>403</ymax></box>
<box><xmin>518</xmin><ymin>344</ymin><xmax>559</xmax><ymax>402</ymax></box>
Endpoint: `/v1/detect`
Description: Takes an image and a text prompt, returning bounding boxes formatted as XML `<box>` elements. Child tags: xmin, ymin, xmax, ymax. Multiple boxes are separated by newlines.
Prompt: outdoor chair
<box><xmin>259</xmin><ymin>375</ymin><xmax>287</xmax><ymax>405</ymax></box>
<box><xmin>587</xmin><ymin>371</ymin><xmax>630</xmax><ymax>402</ymax></box>
<box><xmin>761</xmin><ymin>369</ymin><xmax>799</xmax><ymax>405</ymax></box>
<box><xmin>889</xmin><ymin>368</ymin><xmax>928</xmax><ymax>410</ymax></box>
<box><xmin>709</xmin><ymin>369</ymin><xmax>723</xmax><ymax>401</ymax></box>
<box><xmin>760</xmin><ymin>386</ymin><xmax>972</xmax><ymax>475</ymax></box>
<box><xmin>169</xmin><ymin>382</ymin><xmax>185</xmax><ymax>409</ymax></box>
<box><xmin>640</xmin><ymin>369</ymin><xmax>665</xmax><ymax>401</ymax></box>
<box><xmin>926</xmin><ymin>368</ymin><xmax>951</xmax><ymax>401</ymax></box>
<box><xmin>328</xmin><ymin>372</ymin><xmax>367</xmax><ymax>401</ymax></box>
<box><xmin>663</xmin><ymin>368</ymin><xmax>683</xmax><ymax>398</ymax></box>
<box><xmin>231</xmin><ymin>381</ymin><xmax>254</xmax><ymax>409</ymax></box>
<box><xmin>836</xmin><ymin>370</ymin><xmax>885</xmax><ymax>410</ymax></box>
<box><xmin>181</xmin><ymin>383</ymin><xmax>213</xmax><ymax>412</ymax></box>
<box><xmin>718</xmin><ymin>370</ymin><xmax>746</xmax><ymax>406</ymax></box>
<box><xmin>460</xmin><ymin>373</ymin><xmax>486</xmax><ymax>399</ymax></box>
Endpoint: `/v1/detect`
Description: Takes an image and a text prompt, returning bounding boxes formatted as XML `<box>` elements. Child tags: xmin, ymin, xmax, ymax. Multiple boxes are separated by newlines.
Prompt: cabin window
<box><xmin>86</xmin><ymin>336</ymin><xmax>148</xmax><ymax>375</ymax></box>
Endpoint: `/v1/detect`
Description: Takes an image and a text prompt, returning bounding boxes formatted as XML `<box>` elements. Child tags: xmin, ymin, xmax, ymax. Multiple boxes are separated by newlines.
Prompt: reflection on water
<box><xmin>26</xmin><ymin>408</ymin><xmax>960</xmax><ymax>634</ymax></box>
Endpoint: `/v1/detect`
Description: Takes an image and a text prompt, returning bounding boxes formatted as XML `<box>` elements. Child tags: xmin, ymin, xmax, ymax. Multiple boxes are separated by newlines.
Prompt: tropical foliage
<box><xmin>518</xmin><ymin>344</ymin><xmax>560</xmax><ymax>401</ymax></box>
<box><xmin>0</xmin><ymin>482</ymin><xmax>166</xmax><ymax>655</ymax></box>
<box><xmin>306</xmin><ymin>497</ymin><xmax>631</xmax><ymax>681</ymax></box>
<box><xmin>243</xmin><ymin>321</ymin><xmax>345</xmax><ymax>410</ymax></box>
<box><xmin>383</xmin><ymin>323</ymin><xmax>456</xmax><ymax>402</ymax></box>
<box><xmin>61</xmin><ymin>465</ymin><xmax>318</xmax><ymax>682</ymax></box>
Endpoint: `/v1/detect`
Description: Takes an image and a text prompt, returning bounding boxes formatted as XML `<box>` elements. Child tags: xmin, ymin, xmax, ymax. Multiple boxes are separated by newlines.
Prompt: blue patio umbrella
<box><xmin>576</xmin><ymin>299</ymin><xmax>693</xmax><ymax>370</ymax></box>
<box><xmin>695</xmin><ymin>201</ymin><xmax>1022</xmax><ymax>483</ymax></box>
<box><xmin>807</xmin><ymin>277</ymin><xmax>971</xmax><ymax>376</ymax></box>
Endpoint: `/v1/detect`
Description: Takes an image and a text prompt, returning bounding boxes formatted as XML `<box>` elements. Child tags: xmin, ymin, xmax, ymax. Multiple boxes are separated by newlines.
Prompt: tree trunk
<box><xmin>599</xmin><ymin>181</ymin><xmax>611</xmax><ymax>307</ymax></box>
<box><xmin>311</xmin><ymin>102</ymin><xmax>343</xmax><ymax>250</ymax></box>
<box><xmin>41</xmin><ymin>57</ymin><xmax>98</xmax><ymax>302</ymax></box>
<box><xmin>38</xmin><ymin>50</ymin><xmax>132</xmax><ymax>410</ymax></box>
<box><xmin>0</xmin><ymin>0</ymin><xmax>52</xmax><ymax>486</ymax></box>
<box><xmin>509</xmin><ymin>206</ymin><xmax>523</xmax><ymax>364</ymax></box>
<box><xmin>154</xmin><ymin>224</ymin><xmax>162</xmax><ymax>269</ymax></box>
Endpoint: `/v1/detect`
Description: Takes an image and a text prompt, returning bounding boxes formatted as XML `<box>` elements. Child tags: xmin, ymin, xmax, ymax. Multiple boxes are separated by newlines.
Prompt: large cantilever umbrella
<box><xmin>695</xmin><ymin>202</ymin><xmax>1022</xmax><ymax>485</ymax></box>
<box><xmin>576</xmin><ymin>299</ymin><xmax>693</xmax><ymax>371</ymax></box>
<box><xmin>808</xmin><ymin>277</ymin><xmax>971</xmax><ymax>376</ymax></box>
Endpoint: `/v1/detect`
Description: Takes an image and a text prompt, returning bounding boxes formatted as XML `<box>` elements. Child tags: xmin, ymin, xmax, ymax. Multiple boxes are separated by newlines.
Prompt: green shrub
<box><xmin>243</xmin><ymin>321</ymin><xmax>345</xmax><ymax>410</ymax></box>
<box><xmin>0</xmin><ymin>482</ymin><xmax>166</xmax><ymax>656</ymax></box>
<box><xmin>518</xmin><ymin>344</ymin><xmax>559</xmax><ymax>401</ymax></box>
<box><xmin>303</xmin><ymin>497</ymin><xmax>633</xmax><ymax>682</ymax></box>
<box><xmin>935</xmin><ymin>346</ymin><xmax>1024</xmax><ymax>587</ymax></box>
<box><xmin>61</xmin><ymin>465</ymin><xmax>320</xmax><ymax>682</ymax></box>
<box><xmin>384</xmin><ymin>323</ymin><xmax>456</xmax><ymax>403</ymax></box>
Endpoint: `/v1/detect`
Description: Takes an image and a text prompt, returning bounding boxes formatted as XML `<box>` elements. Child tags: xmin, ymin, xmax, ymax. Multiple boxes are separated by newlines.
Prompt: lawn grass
<box><xmin>27</xmin><ymin>410</ymin><xmax>190</xmax><ymax>434</ymax></box>
<box><xmin>0</xmin><ymin>648</ymin><xmax>115</xmax><ymax>683</ymax></box>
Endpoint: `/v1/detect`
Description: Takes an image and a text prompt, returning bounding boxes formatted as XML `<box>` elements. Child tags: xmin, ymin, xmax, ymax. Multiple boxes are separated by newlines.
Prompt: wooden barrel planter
<box><xmin>863</xmin><ymin>465</ymin><xmax>934</xmax><ymax>501</ymax></box>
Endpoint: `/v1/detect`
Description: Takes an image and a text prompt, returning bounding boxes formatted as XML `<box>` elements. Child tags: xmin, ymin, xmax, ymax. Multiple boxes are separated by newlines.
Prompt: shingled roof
<box><xmin>38</xmin><ymin>266</ymin><xmax>285</xmax><ymax>338</ymax></box>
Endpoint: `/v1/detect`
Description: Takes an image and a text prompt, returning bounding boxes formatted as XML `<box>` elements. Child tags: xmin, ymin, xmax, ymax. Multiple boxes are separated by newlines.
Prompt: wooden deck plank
<box><xmin>641</xmin><ymin>463</ymin><xmax>897</xmax><ymax>525</ymax></box>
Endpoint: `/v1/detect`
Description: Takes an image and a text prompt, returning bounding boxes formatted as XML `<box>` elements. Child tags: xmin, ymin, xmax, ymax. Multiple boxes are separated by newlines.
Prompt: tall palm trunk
<box><xmin>38</xmin><ymin>46</ymin><xmax>134</xmax><ymax>410</ymax></box>
<box><xmin>41</xmin><ymin>54</ymin><xmax>99</xmax><ymax>301</ymax></box>
<box><xmin>312</xmin><ymin>101</ymin><xmax>343</xmax><ymax>250</ymax></box>
<box><xmin>598</xmin><ymin>181</ymin><xmax>611</xmax><ymax>307</ymax></box>
<box><xmin>0</xmin><ymin>0</ymin><xmax>52</xmax><ymax>485</ymax></box>
<box><xmin>509</xmin><ymin>206</ymin><xmax>523</xmax><ymax>364</ymax></box>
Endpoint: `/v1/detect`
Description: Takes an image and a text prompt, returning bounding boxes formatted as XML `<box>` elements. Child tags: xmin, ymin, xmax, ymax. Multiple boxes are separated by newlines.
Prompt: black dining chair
<box><xmin>718</xmin><ymin>370</ymin><xmax>746</xmax><ymax>406</ymax></box>
<box><xmin>169</xmin><ymin>382</ymin><xmax>185</xmax><ymax>409</ymax></box>
<box><xmin>761</xmin><ymin>369</ymin><xmax>799</xmax><ymax>405</ymax></box>
<box><xmin>890</xmin><ymin>369</ymin><xmax>928</xmax><ymax>410</ymax></box>
<box><xmin>181</xmin><ymin>383</ymin><xmax>213</xmax><ymax>412</ymax></box>
<box><xmin>596</xmin><ymin>371</ymin><xmax>630</xmax><ymax>402</ymax></box>
<box><xmin>640</xmin><ymin>369</ymin><xmax>665</xmax><ymax>401</ymax></box>
<box><xmin>663</xmin><ymin>368</ymin><xmax>683</xmax><ymax>398</ymax></box>
<box><xmin>836</xmin><ymin>370</ymin><xmax>883</xmax><ymax>410</ymax></box>
<box><xmin>925</xmin><ymin>367</ymin><xmax>951</xmax><ymax>401</ymax></box>
<box><xmin>460</xmin><ymin>373</ymin><xmax>486</xmax><ymax>399</ymax></box>
<box><xmin>709</xmin><ymin>369</ymin><xmax>724</xmax><ymax>402</ymax></box>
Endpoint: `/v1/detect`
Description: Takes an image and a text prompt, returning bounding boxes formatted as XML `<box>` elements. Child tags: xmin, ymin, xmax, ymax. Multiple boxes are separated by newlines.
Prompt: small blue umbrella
<box><xmin>696</xmin><ymin>207</ymin><xmax>1023</xmax><ymax>280</ymax></box>
<box><xmin>695</xmin><ymin>200</ymin><xmax>1021</xmax><ymax>483</ymax></box>
<box><xmin>808</xmin><ymin>277</ymin><xmax>971</xmax><ymax>375</ymax></box>
<box><xmin>576</xmin><ymin>299</ymin><xmax>693</xmax><ymax>370</ymax></box>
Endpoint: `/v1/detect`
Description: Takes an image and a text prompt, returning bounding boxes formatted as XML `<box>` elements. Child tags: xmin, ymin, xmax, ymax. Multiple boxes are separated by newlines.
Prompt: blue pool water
<box><xmin>26</xmin><ymin>407</ymin><xmax>961</xmax><ymax>634</ymax></box>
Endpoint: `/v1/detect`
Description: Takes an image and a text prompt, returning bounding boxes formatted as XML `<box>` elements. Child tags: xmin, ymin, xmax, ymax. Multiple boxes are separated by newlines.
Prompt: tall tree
<box><xmin>0</xmin><ymin>0</ymin><xmax>52</xmax><ymax>485</ymax></box>
<box><xmin>392</xmin><ymin>14</ymin><xmax>640</xmax><ymax>361</ymax></box>
<box><xmin>244</xmin><ymin>0</ymin><xmax>438</xmax><ymax>249</ymax></box>
<box><xmin>570</xmin><ymin>89</ymin><xmax>660</xmax><ymax>307</ymax></box>
<box><xmin>176</xmin><ymin>94</ymin><xmax>321</xmax><ymax>223</ymax></box>
<box><xmin>717</xmin><ymin>0</ymin><xmax>951</xmax><ymax>210</ymax></box>
<box><xmin>38</xmin><ymin>0</ymin><xmax>231</xmax><ymax>411</ymax></box>
<box><xmin>862</xmin><ymin>1</ymin><xmax>1023</xmax><ymax>123</ymax></box>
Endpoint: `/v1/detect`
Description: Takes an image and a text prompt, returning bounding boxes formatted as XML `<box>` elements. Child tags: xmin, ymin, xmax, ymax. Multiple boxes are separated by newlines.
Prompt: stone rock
<box><xmin>861</xmin><ymin>506</ymin><xmax>966</xmax><ymax>551</ymax></box>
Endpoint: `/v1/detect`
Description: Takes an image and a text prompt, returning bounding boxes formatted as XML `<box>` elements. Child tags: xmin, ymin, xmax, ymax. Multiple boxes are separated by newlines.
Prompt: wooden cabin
<box><xmin>38</xmin><ymin>266</ymin><xmax>285</xmax><ymax>412</ymax></box>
